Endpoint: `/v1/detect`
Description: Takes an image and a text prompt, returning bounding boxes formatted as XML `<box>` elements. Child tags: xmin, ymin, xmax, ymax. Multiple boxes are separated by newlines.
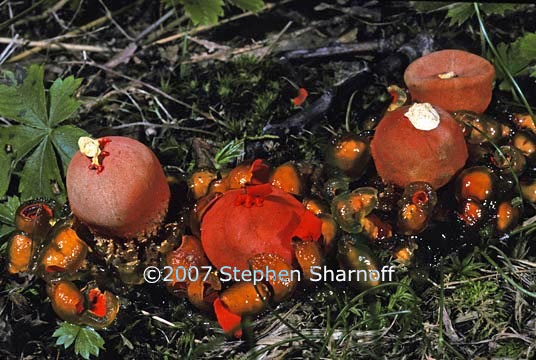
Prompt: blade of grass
<box><xmin>315</xmin><ymin>281</ymin><xmax>419</xmax><ymax>359</ymax></box>
<box><xmin>473</xmin><ymin>2</ymin><xmax>535</xmax><ymax>127</ymax></box>
<box><xmin>345</xmin><ymin>90</ymin><xmax>359</xmax><ymax>133</ymax></box>
<box><xmin>246</xmin><ymin>335</ymin><xmax>320</xmax><ymax>359</ymax></box>
<box><xmin>478</xmin><ymin>247</ymin><xmax>536</xmax><ymax>298</ymax></box>
<box><xmin>438</xmin><ymin>257</ymin><xmax>445</xmax><ymax>351</ymax></box>
<box><xmin>248</xmin><ymin>265</ymin><xmax>322</xmax><ymax>351</ymax></box>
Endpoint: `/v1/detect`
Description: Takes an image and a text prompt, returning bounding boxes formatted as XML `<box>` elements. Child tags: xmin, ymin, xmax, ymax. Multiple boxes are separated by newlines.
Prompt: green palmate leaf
<box><xmin>52</xmin><ymin>125</ymin><xmax>89</xmax><ymax>173</ymax></box>
<box><xmin>480</xmin><ymin>3</ymin><xmax>522</xmax><ymax>17</ymax></box>
<box><xmin>0</xmin><ymin>195</ymin><xmax>19</xmax><ymax>239</ymax></box>
<box><xmin>410</xmin><ymin>1</ymin><xmax>452</xmax><ymax>13</ymax></box>
<box><xmin>0</xmin><ymin>153</ymin><xmax>10</xmax><ymax>196</ymax></box>
<box><xmin>49</xmin><ymin>76</ymin><xmax>83</xmax><ymax>126</ymax></box>
<box><xmin>181</xmin><ymin>0</ymin><xmax>224</xmax><ymax>25</ymax></box>
<box><xmin>74</xmin><ymin>326</ymin><xmax>105</xmax><ymax>359</ymax></box>
<box><xmin>518</xmin><ymin>33</ymin><xmax>536</xmax><ymax>59</ymax></box>
<box><xmin>1</xmin><ymin>69</ymin><xmax>17</xmax><ymax>85</ymax></box>
<box><xmin>165</xmin><ymin>0</ymin><xmax>263</xmax><ymax>25</ymax></box>
<box><xmin>446</xmin><ymin>3</ymin><xmax>473</xmax><ymax>26</ymax></box>
<box><xmin>0</xmin><ymin>64</ymin><xmax>47</xmax><ymax>128</ymax></box>
<box><xmin>53</xmin><ymin>322</ymin><xmax>80</xmax><ymax>349</ymax></box>
<box><xmin>0</xmin><ymin>64</ymin><xmax>87</xmax><ymax>201</ymax></box>
<box><xmin>445</xmin><ymin>2</ymin><xmax>524</xmax><ymax>26</ymax></box>
<box><xmin>0</xmin><ymin>125</ymin><xmax>46</xmax><ymax>198</ymax></box>
<box><xmin>53</xmin><ymin>322</ymin><xmax>105</xmax><ymax>360</ymax></box>
<box><xmin>493</xmin><ymin>32</ymin><xmax>536</xmax><ymax>91</ymax></box>
<box><xmin>0</xmin><ymin>225</ymin><xmax>14</xmax><ymax>240</ymax></box>
<box><xmin>228</xmin><ymin>0</ymin><xmax>264</xmax><ymax>12</ymax></box>
<box><xmin>19</xmin><ymin>65</ymin><xmax>48</xmax><ymax>126</ymax></box>
<box><xmin>0</xmin><ymin>196</ymin><xmax>20</xmax><ymax>225</ymax></box>
<box><xmin>19</xmin><ymin>138</ymin><xmax>65</xmax><ymax>202</ymax></box>
<box><xmin>0</xmin><ymin>125</ymin><xmax>46</xmax><ymax>162</ymax></box>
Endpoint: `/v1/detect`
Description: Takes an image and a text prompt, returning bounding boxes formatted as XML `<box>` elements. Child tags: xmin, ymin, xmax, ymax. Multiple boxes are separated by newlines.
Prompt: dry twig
<box><xmin>151</xmin><ymin>0</ymin><xmax>293</xmax><ymax>46</ymax></box>
<box><xmin>0</xmin><ymin>36</ymin><xmax>113</xmax><ymax>53</ymax></box>
<box><xmin>11</xmin><ymin>0</ymin><xmax>69</xmax><ymax>27</ymax></box>
<box><xmin>7</xmin><ymin>0</ymin><xmax>143</xmax><ymax>63</ymax></box>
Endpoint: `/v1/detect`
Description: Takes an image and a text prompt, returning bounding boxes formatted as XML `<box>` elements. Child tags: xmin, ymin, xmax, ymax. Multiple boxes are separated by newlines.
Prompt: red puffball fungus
<box><xmin>200</xmin><ymin>183</ymin><xmax>322</xmax><ymax>271</ymax></box>
<box><xmin>66</xmin><ymin>136</ymin><xmax>170</xmax><ymax>239</ymax></box>
<box><xmin>371</xmin><ymin>103</ymin><xmax>468</xmax><ymax>189</ymax></box>
<box><xmin>404</xmin><ymin>49</ymin><xmax>495</xmax><ymax>113</ymax></box>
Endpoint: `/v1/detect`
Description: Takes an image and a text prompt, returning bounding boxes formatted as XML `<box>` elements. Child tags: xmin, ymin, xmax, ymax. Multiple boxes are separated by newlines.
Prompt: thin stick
<box><xmin>136</xmin><ymin>9</ymin><xmax>175</xmax><ymax>42</ymax></box>
<box><xmin>101</xmin><ymin>8</ymin><xmax>177</xmax><ymax>68</ymax></box>
<box><xmin>7</xmin><ymin>0</ymin><xmax>142</xmax><ymax>63</ymax></box>
<box><xmin>12</xmin><ymin>0</ymin><xmax>69</xmax><ymax>27</ymax></box>
<box><xmin>259</xmin><ymin>20</ymin><xmax>293</xmax><ymax>60</ymax></box>
<box><xmin>98</xmin><ymin>0</ymin><xmax>135</xmax><ymax>41</ymax></box>
<box><xmin>152</xmin><ymin>1</ymin><xmax>292</xmax><ymax>46</ymax></box>
<box><xmin>144</xmin><ymin>15</ymin><xmax>189</xmax><ymax>44</ymax></box>
<box><xmin>141</xmin><ymin>310</ymin><xmax>178</xmax><ymax>328</ymax></box>
<box><xmin>110</xmin><ymin>122</ymin><xmax>214</xmax><ymax>135</ymax></box>
<box><xmin>183</xmin><ymin>42</ymin><xmax>264</xmax><ymax>64</ymax></box>
<box><xmin>443</xmin><ymin>269</ymin><xmax>534</xmax><ymax>288</ymax></box>
<box><xmin>0</xmin><ymin>0</ymin><xmax>48</xmax><ymax>31</ymax></box>
<box><xmin>63</xmin><ymin>60</ymin><xmax>217</xmax><ymax>123</ymax></box>
<box><xmin>0</xmin><ymin>37</ymin><xmax>112</xmax><ymax>53</ymax></box>
<box><xmin>0</xmin><ymin>34</ymin><xmax>18</xmax><ymax>65</ymax></box>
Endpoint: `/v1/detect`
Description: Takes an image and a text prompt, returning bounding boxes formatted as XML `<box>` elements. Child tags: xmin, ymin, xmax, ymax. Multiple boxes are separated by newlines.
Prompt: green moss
<box><xmin>493</xmin><ymin>339</ymin><xmax>532</xmax><ymax>358</ymax></box>
<box><xmin>171</xmin><ymin>55</ymin><xmax>292</xmax><ymax>137</ymax></box>
<box><xmin>444</xmin><ymin>253</ymin><xmax>485</xmax><ymax>280</ymax></box>
<box><xmin>446</xmin><ymin>279</ymin><xmax>509</xmax><ymax>341</ymax></box>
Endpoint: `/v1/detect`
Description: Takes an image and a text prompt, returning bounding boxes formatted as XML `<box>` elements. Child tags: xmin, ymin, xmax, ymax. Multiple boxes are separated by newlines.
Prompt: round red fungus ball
<box><xmin>371</xmin><ymin>103</ymin><xmax>468</xmax><ymax>189</ymax></box>
<box><xmin>404</xmin><ymin>49</ymin><xmax>495</xmax><ymax>113</ymax></box>
<box><xmin>200</xmin><ymin>184</ymin><xmax>322</xmax><ymax>271</ymax></box>
<box><xmin>66</xmin><ymin>136</ymin><xmax>170</xmax><ymax>239</ymax></box>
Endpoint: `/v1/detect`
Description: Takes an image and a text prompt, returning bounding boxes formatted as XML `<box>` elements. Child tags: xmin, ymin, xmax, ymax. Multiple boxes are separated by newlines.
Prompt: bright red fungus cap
<box><xmin>404</xmin><ymin>49</ymin><xmax>495</xmax><ymax>113</ymax></box>
<box><xmin>371</xmin><ymin>104</ymin><xmax>468</xmax><ymax>189</ymax></box>
<box><xmin>213</xmin><ymin>298</ymin><xmax>243</xmax><ymax>338</ymax></box>
<box><xmin>67</xmin><ymin>136</ymin><xmax>170</xmax><ymax>239</ymax></box>
<box><xmin>200</xmin><ymin>183</ymin><xmax>322</xmax><ymax>271</ymax></box>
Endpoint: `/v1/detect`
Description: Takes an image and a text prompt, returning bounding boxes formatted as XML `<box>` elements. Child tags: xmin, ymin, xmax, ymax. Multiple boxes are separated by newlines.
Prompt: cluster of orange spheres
<box><xmin>5</xmin><ymin>49</ymin><xmax>536</xmax><ymax>338</ymax></box>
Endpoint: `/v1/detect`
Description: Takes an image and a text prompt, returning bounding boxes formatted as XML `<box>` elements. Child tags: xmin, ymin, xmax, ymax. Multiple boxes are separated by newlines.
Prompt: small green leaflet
<box><xmin>165</xmin><ymin>0</ymin><xmax>264</xmax><ymax>25</ymax></box>
<box><xmin>214</xmin><ymin>139</ymin><xmax>244</xmax><ymax>169</ymax></box>
<box><xmin>0</xmin><ymin>65</ymin><xmax>88</xmax><ymax>202</ymax></box>
<box><xmin>493</xmin><ymin>33</ymin><xmax>536</xmax><ymax>91</ymax></box>
<box><xmin>412</xmin><ymin>2</ymin><xmax>526</xmax><ymax>26</ymax></box>
<box><xmin>171</xmin><ymin>0</ymin><xmax>224</xmax><ymax>25</ymax></box>
<box><xmin>228</xmin><ymin>0</ymin><xmax>264</xmax><ymax>12</ymax></box>
<box><xmin>447</xmin><ymin>3</ymin><xmax>526</xmax><ymax>26</ymax></box>
<box><xmin>53</xmin><ymin>322</ymin><xmax>105</xmax><ymax>360</ymax></box>
<box><xmin>411</xmin><ymin>2</ymin><xmax>453</xmax><ymax>14</ymax></box>
<box><xmin>446</xmin><ymin>3</ymin><xmax>473</xmax><ymax>26</ymax></box>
